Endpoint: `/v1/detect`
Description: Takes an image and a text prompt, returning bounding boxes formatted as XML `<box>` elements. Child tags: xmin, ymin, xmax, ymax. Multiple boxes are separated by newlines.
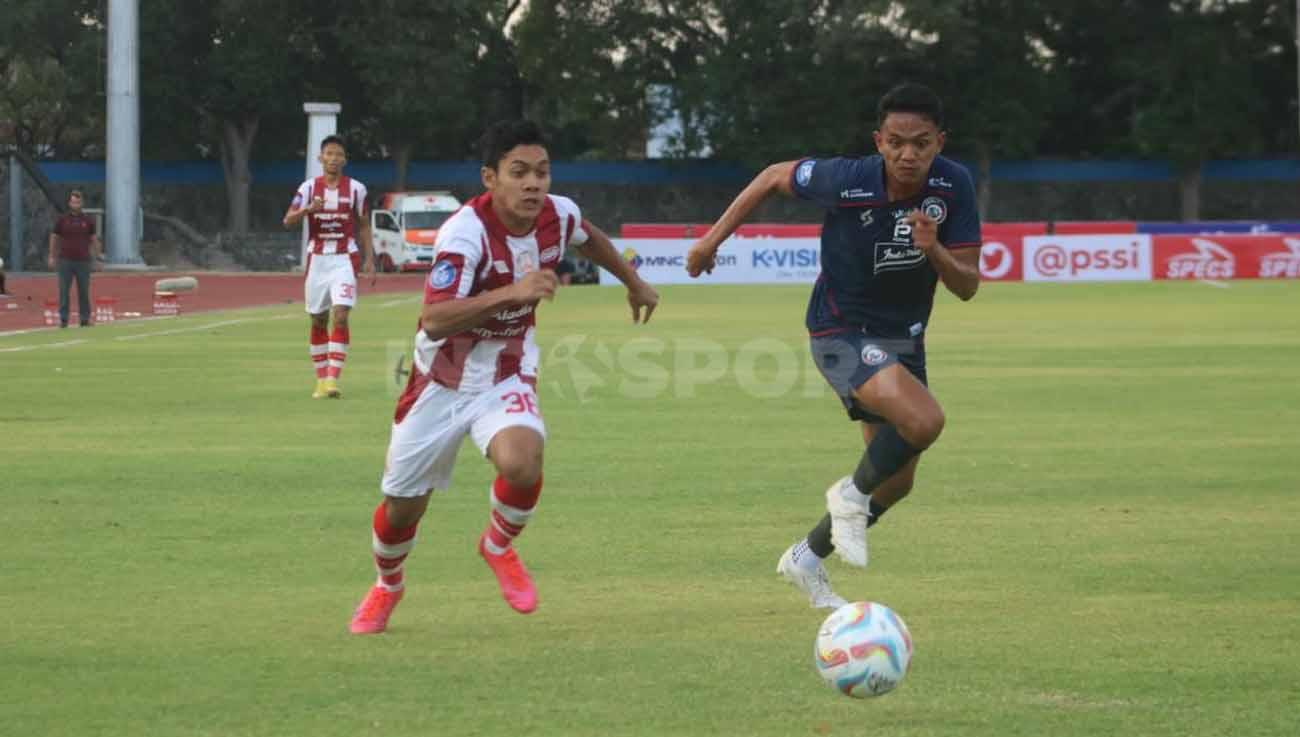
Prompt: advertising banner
<box><xmin>1022</xmin><ymin>235</ymin><xmax>1153</xmax><ymax>282</ymax></box>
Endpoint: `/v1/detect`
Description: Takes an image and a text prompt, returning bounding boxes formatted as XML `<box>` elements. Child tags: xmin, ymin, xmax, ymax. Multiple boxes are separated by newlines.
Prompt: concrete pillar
<box><xmin>300</xmin><ymin>102</ymin><xmax>341</xmax><ymax>267</ymax></box>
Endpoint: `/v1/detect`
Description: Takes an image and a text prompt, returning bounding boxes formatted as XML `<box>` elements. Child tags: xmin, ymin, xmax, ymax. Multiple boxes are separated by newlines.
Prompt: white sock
<box><xmin>791</xmin><ymin>539</ymin><xmax>823</xmax><ymax>573</ymax></box>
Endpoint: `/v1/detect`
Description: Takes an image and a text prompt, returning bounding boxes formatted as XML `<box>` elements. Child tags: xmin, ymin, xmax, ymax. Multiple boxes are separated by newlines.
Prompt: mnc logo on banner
<box><xmin>606</xmin><ymin>237</ymin><xmax>823</xmax><ymax>285</ymax></box>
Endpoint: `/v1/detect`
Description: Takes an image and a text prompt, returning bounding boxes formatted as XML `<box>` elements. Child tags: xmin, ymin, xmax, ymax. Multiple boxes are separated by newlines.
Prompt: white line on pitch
<box><xmin>114</xmin><ymin>318</ymin><xmax>260</xmax><ymax>341</ymax></box>
<box><xmin>1201</xmin><ymin>280</ymin><xmax>1231</xmax><ymax>289</ymax></box>
<box><xmin>0</xmin><ymin>339</ymin><xmax>89</xmax><ymax>353</ymax></box>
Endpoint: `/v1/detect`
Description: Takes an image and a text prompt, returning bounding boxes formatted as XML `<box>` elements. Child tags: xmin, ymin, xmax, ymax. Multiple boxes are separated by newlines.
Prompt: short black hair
<box><xmin>320</xmin><ymin>134</ymin><xmax>346</xmax><ymax>152</ymax></box>
<box><xmin>479</xmin><ymin>120</ymin><xmax>547</xmax><ymax>169</ymax></box>
<box><xmin>877</xmin><ymin>83</ymin><xmax>945</xmax><ymax>130</ymax></box>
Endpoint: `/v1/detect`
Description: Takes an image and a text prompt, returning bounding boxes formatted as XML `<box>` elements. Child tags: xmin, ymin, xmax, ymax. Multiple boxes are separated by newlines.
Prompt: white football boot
<box><xmin>777</xmin><ymin>543</ymin><xmax>848</xmax><ymax>610</ymax></box>
<box><xmin>824</xmin><ymin>475</ymin><xmax>870</xmax><ymax>568</ymax></box>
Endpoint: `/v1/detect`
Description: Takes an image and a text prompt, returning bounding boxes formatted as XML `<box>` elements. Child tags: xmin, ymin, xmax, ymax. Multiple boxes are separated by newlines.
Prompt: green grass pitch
<box><xmin>3</xmin><ymin>280</ymin><xmax>1298</xmax><ymax>736</ymax></box>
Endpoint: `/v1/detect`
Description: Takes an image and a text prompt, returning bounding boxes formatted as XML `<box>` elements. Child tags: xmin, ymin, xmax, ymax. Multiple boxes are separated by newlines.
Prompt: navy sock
<box><xmin>852</xmin><ymin>424</ymin><xmax>919</xmax><ymax>494</ymax></box>
<box><xmin>868</xmin><ymin>499</ymin><xmax>889</xmax><ymax>527</ymax></box>
<box><xmin>807</xmin><ymin>514</ymin><xmax>834</xmax><ymax>557</ymax></box>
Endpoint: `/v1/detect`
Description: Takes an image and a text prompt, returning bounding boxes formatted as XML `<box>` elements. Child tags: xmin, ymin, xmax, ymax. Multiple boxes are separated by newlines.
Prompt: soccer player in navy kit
<box><xmin>685</xmin><ymin>83</ymin><xmax>982</xmax><ymax>608</ymax></box>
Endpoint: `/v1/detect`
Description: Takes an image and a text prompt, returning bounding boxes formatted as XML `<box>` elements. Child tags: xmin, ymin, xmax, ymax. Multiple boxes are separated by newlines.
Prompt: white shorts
<box><xmin>381</xmin><ymin>375</ymin><xmax>546</xmax><ymax>497</ymax></box>
<box><xmin>304</xmin><ymin>252</ymin><xmax>358</xmax><ymax>314</ymax></box>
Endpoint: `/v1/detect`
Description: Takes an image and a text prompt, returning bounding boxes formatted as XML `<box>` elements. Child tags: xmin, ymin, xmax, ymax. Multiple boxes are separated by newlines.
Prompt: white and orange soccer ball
<box><xmin>814</xmin><ymin>601</ymin><xmax>913</xmax><ymax>698</ymax></box>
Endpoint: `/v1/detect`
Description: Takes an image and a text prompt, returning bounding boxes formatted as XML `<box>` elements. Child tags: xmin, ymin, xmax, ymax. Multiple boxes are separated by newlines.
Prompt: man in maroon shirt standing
<box><xmin>48</xmin><ymin>189</ymin><xmax>101</xmax><ymax>327</ymax></box>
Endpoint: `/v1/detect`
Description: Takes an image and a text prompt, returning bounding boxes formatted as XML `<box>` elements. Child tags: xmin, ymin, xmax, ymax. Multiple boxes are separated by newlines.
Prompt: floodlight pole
<box><xmin>106</xmin><ymin>0</ymin><xmax>143</xmax><ymax>265</ymax></box>
<box><xmin>8</xmin><ymin>155</ymin><xmax>22</xmax><ymax>271</ymax></box>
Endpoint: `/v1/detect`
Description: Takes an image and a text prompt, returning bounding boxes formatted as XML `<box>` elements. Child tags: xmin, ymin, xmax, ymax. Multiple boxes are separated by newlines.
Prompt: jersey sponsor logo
<box><xmin>874</xmin><ymin>242</ymin><xmax>925</xmax><ymax>273</ymax></box>
<box><xmin>927</xmin><ymin>176</ymin><xmax>953</xmax><ymax>189</ymax></box>
<box><xmin>840</xmin><ymin>188</ymin><xmax>876</xmax><ymax>200</ymax></box>
<box><xmin>1259</xmin><ymin>238</ymin><xmax>1300</xmax><ymax>279</ymax></box>
<box><xmin>472</xmin><ymin>324</ymin><xmax>529</xmax><ymax>338</ymax></box>
<box><xmin>796</xmin><ymin>160</ymin><xmax>815</xmax><ymax>186</ymax></box>
<box><xmin>430</xmin><ymin>259</ymin><xmax>458</xmax><ymax>289</ymax></box>
<box><xmin>492</xmin><ymin>304</ymin><xmax>535</xmax><ymax>321</ymax></box>
<box><xmin>920</xmin><ymin>196</ymin><xmax>947</xmax><ymax>224</ymax></box>
<box><xmin>861</xmin><ymin>344</ymin><xmax>889</xmax><ymax>366</ymax></box>
<box><xmin>539</xmin><ymin>245</ymin><xmax>561</xmax><ymax>263</ymax></box>
<box><xmin>1166</xmin><ymin>238</ymin><xmax>1235</xmax><ymax>280</ymax></box>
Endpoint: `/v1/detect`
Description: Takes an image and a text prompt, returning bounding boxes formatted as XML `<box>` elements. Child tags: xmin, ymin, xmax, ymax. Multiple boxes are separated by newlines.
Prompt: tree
<box><xmin>512</xmin><ymin>1</ymin><xmax>657</xmax><ymax>158</ymax></box>
<box><xmin>335</xmin><ymin>0</ymin><xmax>484</xmax><ymax>188</ymax></box>
<box><xmin>879</xmin><ymin>0</ymin><xmax>1059</xmax><ymax>217</ymax></box>
<box><xmin>134</xmin><ymin>0</ymin><xmax>316</xmax><ymax>234</ymax></box>
<box><xmin>1126</xmin><ymin>0</ymin><xmax>1293</xmax><ymax>220</ymax></box>
<box><xmin>624</xmin><ymin>1</ymin><xmax>910</xmax><ymax>165</ymax></box>
<box><xmin>0</xmin><ymin>0</ymin><xmax>103</xmax><ymax>159</ymax></box>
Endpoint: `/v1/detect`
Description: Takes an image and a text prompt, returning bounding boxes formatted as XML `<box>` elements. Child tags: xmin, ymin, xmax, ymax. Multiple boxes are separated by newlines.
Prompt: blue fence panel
<box><xmin>1138</xmin><ymin>221</ymin><xmax>1300</xmax><ymax>235</ymax></box>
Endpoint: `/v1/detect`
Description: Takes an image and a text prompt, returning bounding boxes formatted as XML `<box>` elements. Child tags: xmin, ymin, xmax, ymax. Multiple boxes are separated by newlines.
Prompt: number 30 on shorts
<box><xmin>502</xmin><ymin>391</ymin><xmax>539</xmax><ymax>415</ymax></box>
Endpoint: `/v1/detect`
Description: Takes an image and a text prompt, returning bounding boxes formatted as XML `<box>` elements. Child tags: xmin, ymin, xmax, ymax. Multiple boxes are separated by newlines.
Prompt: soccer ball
<box><xmin>814</xmin><ymin>601</ymin><xmax>913</xmax><ymax>698</ymax></box>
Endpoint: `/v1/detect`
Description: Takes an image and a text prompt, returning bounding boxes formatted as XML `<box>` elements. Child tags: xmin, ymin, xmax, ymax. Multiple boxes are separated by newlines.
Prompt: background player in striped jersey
<box><xmin>349</xmin><ymin>120</ymin><xmax>660</xmax><ymax>634</ymax></box>
<box><xmin>283</xmin><ymin>135</ymin><xmax>376</xmax><ymax>399</ymax></box>
<box><xmin>685</xmin><ymin>83</ymin><xmax>982</xmax><ymax>609</ymax></box>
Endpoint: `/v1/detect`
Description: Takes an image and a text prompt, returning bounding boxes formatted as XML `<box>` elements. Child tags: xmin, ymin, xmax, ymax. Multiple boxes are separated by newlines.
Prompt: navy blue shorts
<box><xmin>809</xmin><ymin>330</ymin><xmax>927</xmax><ymax>423</ymax></box>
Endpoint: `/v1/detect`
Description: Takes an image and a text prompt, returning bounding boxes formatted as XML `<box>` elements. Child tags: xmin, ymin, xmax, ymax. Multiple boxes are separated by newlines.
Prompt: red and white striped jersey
<box><xmin>291</xmin><ymin>175</ymin><xmax>369</xmax><ymax>255</ymax></box>
<box><xmin>410</xmin><ymin>192</ymin><xmax>588</xmax><ymax>393</ymax></box>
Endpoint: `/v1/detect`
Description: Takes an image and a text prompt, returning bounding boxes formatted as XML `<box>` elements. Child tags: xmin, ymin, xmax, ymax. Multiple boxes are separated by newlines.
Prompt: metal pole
<box><xmin>300</xmin><ymin>102</ymin><xmax>341</xmax><ymax>269</ymax></box>
<box><xmin>8</xmin><ymin>155</ymin><xmax>23</xmax><ymax>272</ymax></box>
<box><xmin>106</xmin><ymin>0</ymin><xmax>143</xmax><ymax>265</ymax></box>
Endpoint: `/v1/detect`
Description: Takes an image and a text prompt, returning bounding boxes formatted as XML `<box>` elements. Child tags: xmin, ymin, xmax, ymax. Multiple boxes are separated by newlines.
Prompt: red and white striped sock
<box><xmin>371</xmin><ymin>502</ymin><xmax>418</xmax><ymax>592</ymax></box>
<box><xmin>310</xmin><ymin>325</ymin><xmax>329</xmax><ymax>379</ymax></box>
<box><xmin>483</xmin><ymin>475</ymin><xmax>542</xmax><ymax>555</ymax></box>
<box><xmin>327</xmin><ymin>325</ymin><xmax>350</xmax><ymax>380</ymax></box>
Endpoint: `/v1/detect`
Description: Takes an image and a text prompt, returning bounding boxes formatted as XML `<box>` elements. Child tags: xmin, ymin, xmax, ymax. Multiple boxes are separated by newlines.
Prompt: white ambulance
<box><xmin>370</xmin><ymin>191</ymin><xmax>463</xmax><ymax>272</ymax></box>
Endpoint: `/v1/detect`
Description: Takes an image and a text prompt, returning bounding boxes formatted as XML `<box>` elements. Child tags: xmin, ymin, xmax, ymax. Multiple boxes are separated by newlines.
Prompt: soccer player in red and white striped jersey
<box><xmin>283</xmin><ymin>135</ymin><xmax>376</xmax><ymax>399</ymax></box>
<box><xmin>349</xmin><ymin>120</ymin><xmax>660</xmax><ymax>633</ymax></box>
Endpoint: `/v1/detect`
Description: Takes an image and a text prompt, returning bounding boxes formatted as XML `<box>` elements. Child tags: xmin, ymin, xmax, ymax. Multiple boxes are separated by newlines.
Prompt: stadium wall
<box><xmin>2</xmin><ymin>159</ymin><xmax>1298</xmax><ymax>270</ymax></box>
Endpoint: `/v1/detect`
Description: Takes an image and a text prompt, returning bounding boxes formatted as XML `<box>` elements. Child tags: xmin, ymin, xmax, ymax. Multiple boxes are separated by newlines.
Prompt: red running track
<box><xmin>0</xmin><ymin>271</ymin><xmax>428</xmax><ymax>333</ymax></box>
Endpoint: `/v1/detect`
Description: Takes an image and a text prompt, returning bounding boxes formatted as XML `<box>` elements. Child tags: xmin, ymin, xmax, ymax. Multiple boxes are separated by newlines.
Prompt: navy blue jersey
<box><xmin>791</xmin><ymin>154</ymin><xmax>981</xmax><ymax>338</ymax></box>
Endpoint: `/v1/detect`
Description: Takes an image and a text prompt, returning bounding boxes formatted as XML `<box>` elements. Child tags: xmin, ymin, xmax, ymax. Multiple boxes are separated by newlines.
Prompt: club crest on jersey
<box><xmin>796</xmin><ymin>160</ymin><xmax>815</xmax><ymax>186</ymax></box>
<box><xmin>516</xmin><ymin>251</ymin><xmax>538</xmax><ymax>274</ymax></box>
<box><xmin>539</xmin><ymin>245</ymin><xmax>561</xmax><ymax>263</ymax></box>
<box><xmin>430</xmin><ymin>260</ymin><xmax>458</xmax><ymax>289</ymax></box>
<box><xmin>921</xmin><ymin>196</ymin><xmax>947</xmax><ymax>224</ymax></box>
<box><xmin>861</xmin><ymin>344</ymin><xmax>889</xmax><ymax>366</ymax></box>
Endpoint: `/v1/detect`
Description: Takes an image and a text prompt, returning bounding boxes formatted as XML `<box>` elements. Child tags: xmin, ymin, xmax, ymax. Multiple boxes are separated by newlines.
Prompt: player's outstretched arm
<box><xmin>686</xmin><ymin>160</ymin><xmax>798</xmax><ymax>277</ymax></box>
<box><xmin>420</xmin><ymin>271</ymin><xmax>558</xmax><ymax>341</ymax></box>
<box><xmin>573</xmin><ymin>220</ymin><xmax>659</xmax><ymax>324</ymax></box>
